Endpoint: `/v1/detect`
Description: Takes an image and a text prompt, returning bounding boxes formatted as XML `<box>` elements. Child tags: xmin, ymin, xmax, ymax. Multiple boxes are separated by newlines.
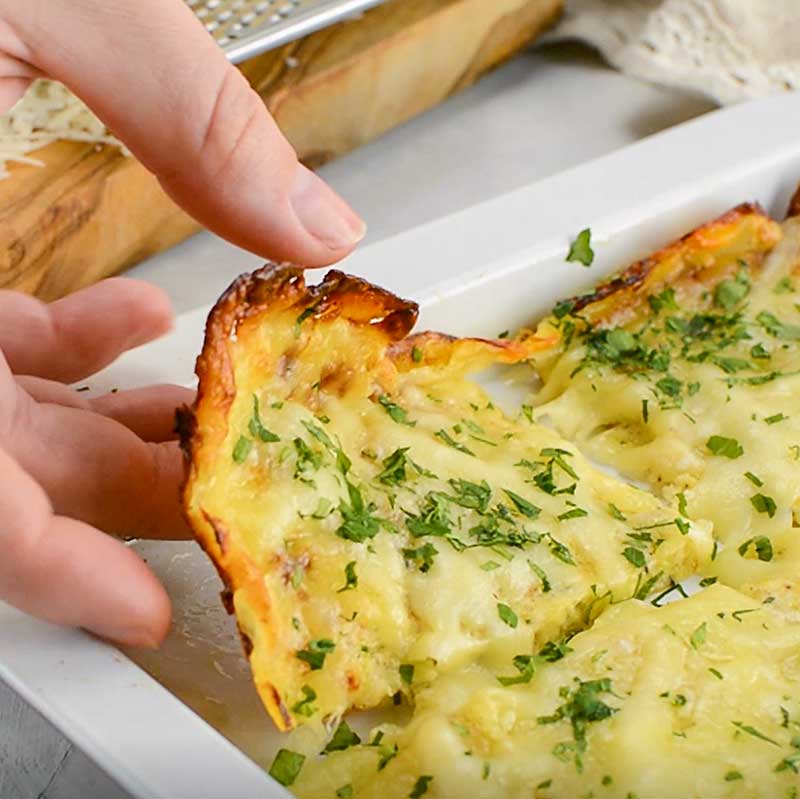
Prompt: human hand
<box><xmin>0</xmin><ymin>0</ymin><xmax>365</xmax><ymax>265</ymax></box>
<box><xmin>0</xmin><ymin>278</ymin><xmax>194</xmax><ymax>648</ymax></box>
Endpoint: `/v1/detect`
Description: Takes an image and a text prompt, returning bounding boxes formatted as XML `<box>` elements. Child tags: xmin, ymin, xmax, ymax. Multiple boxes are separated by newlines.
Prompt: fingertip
<box><xmin>96</xmin><ymin>277</ymin><xmax>175</xmax><ymax>338</ymax></box>
<box><xmin>88</xmin><ymin>543</ymin><xmax>174</xmax><ymax>649</ymax></box>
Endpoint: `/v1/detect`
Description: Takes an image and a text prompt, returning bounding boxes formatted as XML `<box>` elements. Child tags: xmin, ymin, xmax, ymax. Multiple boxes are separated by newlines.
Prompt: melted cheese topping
<box><xmin>187</xmin><ymin>304</ymin><xmax>710</xmax><ymax>731</ymax></box>
<box><xmin>294</xmin><ymin>585</ymin><xmax>800</xmax><ymax>799</ymax></box>
<box><xmin>533</xmin><ymin>218</ymin><xmax>800</xmax><ymax>606</ymax></box>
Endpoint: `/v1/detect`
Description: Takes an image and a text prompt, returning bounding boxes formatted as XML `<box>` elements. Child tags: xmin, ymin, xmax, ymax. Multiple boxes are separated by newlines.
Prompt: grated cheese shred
<box><xmin>0</xmin><ymin>79</ymin><xmax>127</xmax><ymax>179</ymax></box>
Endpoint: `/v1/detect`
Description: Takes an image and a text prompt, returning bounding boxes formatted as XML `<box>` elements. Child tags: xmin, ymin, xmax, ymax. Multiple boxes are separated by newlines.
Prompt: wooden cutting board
<box><xmin>0</xmin><ymin>0</ymin><xmax>561</xmax><ymax>300</ymax></box>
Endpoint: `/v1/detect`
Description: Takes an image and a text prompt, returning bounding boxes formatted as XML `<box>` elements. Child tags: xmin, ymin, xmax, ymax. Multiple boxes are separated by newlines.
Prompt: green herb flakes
<box><xmin>399</xmin><ymin>664</ymin><xmax>415</xmax><ymax>685</ymax></box>
<box><xmin>291</xmin><ymin>685</ymin><xmax>317</xmax><ymax>717</ymax></box>
<box><xmin>622</xmin><ymin>547</ymin><xmax>646</xmax><ymax>568</ymax></box>
<box><xmin>738</xmin><ymin>535</ymin><xmax>774</xmax><ymax>561</ymax></box>
<box><xmin>324</xmin><ymin>720</ymin><xmax>362</xmax><ymax>753</ymax></box>
<box><xmin>435</xmin><ymin>429</ymin><xmax>475</xmax><ymax>456</ymax></box>
<box><xmin>497</xmin><ymin>603</ymin><xmax>519</xmax><ymax>628</ymax></box>
<box><xmin>751</xmin><ymin>493</ymin><xmax>777</xmax><ymax>518</ymax></box>
<box><xmin>232</xmin><ymin>435</ymin><xmax>252</xmax><ymax>463</ymax></box>
<box><xmin>689</xmin><ymin>622</ymin><xmax>707</xmax><ymax>650</ymax></box>
<box><xmin>504</xmin><ymin>489</ymin><xmax>541</xmax><ymax>518</ymax></box>
<box><xmin>529</xmin><ymin>561</ymin><xmax>552</xmax><ymax>593</ymax></box>
<box><xmin>269</xmin><ymin>749</ymin><xmax>305</xmax><ymax>786</ymax></box>
<box><xmin>409</xmin><ymin>775</ymin><xmax>433</xmax><ymax>798</ymax></box>
<box><xmin>744</xmin><ymin>471</ymin><xmax>764</xmax><ymax>487</ymax></box>
<box><xmin>403</xmin><ymin>542</ymin><xmax>439</xmax><ymax>573</ymax></box>
<box><xmin>731</xmin><ymin>721</ymin><xmax>780</xmax><ymax>746</ymax></box>
<box><xmin>567</xmin><ymin>228</ymin><xmax>594</xmax><ymax>267</ymax></box>
<box><xmin>297</xmin><ymin>638</ymin><xmax>335</xmax><ymax>670</ymax></box>
<box><xmin>338</xmin><ymin>561</ymin><xmax>358</xmax><ymax>592</ymax></box>
<box><xmin>378</xmin><ymin>395</ymin><xmax>416</xmax><ymax>427</ymax></box>
<box><xmin>706</xmin><ymin>435</ymin><xmax>744</xmax><ymax>459</ymax></box>
<box><xmin>249</xmin><ymin>396</ymin><xmax>280</xmax><ymax>442</ymax></box>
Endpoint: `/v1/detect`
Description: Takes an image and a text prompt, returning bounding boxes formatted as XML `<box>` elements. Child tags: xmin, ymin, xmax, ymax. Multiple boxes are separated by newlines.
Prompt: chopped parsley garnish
<box><xmin>622</xmin><ymin>546</ymin><xmax>646</xmax><ymax>568</ymax></box>
<box><xmin>547</xmin><ymin>534</ymin><xmax>576</xmax><ymax>565</ymax></box>
<box><xmin>269</xmin><ymin>749</ymin><xmax>305</xmax><ymax>786</ymax></box>
<box><xmin>676</xmin><ymin>492</ymin><xmax>688</xmax><ymax>517</ymax></box>
<box><xmin>757</xmin><ymin>310</ymin><xmax>800</xmax><ymax>341</ymax></box>
<box><xmin>751</xmin><ymin>342</ymin><xmax>771</xmax><ymax>359</ymax></box>
<box><xmin>294</xmin><ymin>306</ymin><xmax>316</xmax><ymax>337</ymax></box>
<box><xmin>744</xmin><ymin>471</ymin><xmax>764</xmax><ymax>487</ymax></box>
<box><xmin>706</xmin><ymin>435</ymin><xmax>743</xmax><ymax>459</ymax></box>
<box><xmin>412</xmin><ymin>345</ymin><xmax>423</xmax><ymax>363</ymax></box>
<box><xmin>498</xmin><ymin>654</ymin><xmax>537</xmax><ymax>686</ymax></box>
<box><xmin>689</xmin><ymin>622</ymin><xmax>707</xmax><ymax>650</ymax></box>
<box><xmin>608</xmin><ymin>503</ymin><xmax>627</xmax><ymax>521</ymax></box>
<box><xmin>232</xmin><ymin>435</ymin><xmax>252</xmax><ymax>463</ymax></box>
<box><xmin>399</xmin><ymin>664</ymin><xmax>415</xmax><ymax>685</ymax></box>
<box><xmin>377</xmin><ymin>448</ymin><xmax>411</xmax><ymax>485</ymax></box>
<box><xmin>336</xmin><ymin>481</ymin><xmax>383</xmax><ymax>542</ymax></box>
<box><xmin>435</xmin><ymin>429</ymin><xmax>475</xmax><ymax>456</ymax></box>
<box><xmin>724</xmin><ymin>770</ymin><xmax>743</xmax><ymax>781</ymax></box>
<box><xmin>291</xmin><ymin>685</ymin><xmax>317</xmax><ymax>717</ymax></box>
<box><xmin>738</xmin><ymin>535</ymin><xmax>773</xmax><ymax>561</ymax></box>
<box><xmin>293</xmin><ymin>437</ymin><xmax>322</xmax><ymax>478</ymax></box>
<box><xmin>337</xmin><ymin>561</ymin><xmax>358</xmax><ymax>592</ymax></box>
<box><xmin>765</xmin><ymin>413</ymin><xmax>788</xmax><ymax>425</ymax></box>
<box><xmin>649</xmin><ymin>288</ymin><xmax>678</xmax><ymax>313</ymax></box>
<box><xmin>481</xmin><ymin>560</ymin><xmax>501</xmax><ymax>571</ymax></box>
<box><xmin>447</xmin><ymin>479</ymin><xmax>492</xmax><ymax>512</ymax></box>
<box><xmin>558</xmin><ymin>507</ymin><xmax>588</xmax><ymax>521</ymax></box>
<box><xmin>403</xmin><ymin>542</ymin><xmax>438</xmax><ymax>573</ymax></box>
<box><xmin>537</xmin><ymin>679</ymin><xmax>618</xmax><ymax>771</ymax></box>
<box><xmin>776</xmin><ymin>754</ymin><xmax>800</xmax><ymax>774</ymax></box>
<box><xmin>336</xmin><ymin>786</ymin><xmax>354</xmax><ymax>799</ymax></box>
<box><xmin>324</xmin><ymin>720</ymin><xmax>362</xmax><ymax>753</ymax></box>
<box><xmin>567</xmin><ymin>228</ymin><xmax>594</xmax><ymax>267</ymax></box>
<box><xmin>709</xmin><ymin>668</ymin><xmax>723</xmax><ymax>680</ymax></box>
<box><xmin>249</xmin><ymin>396</ymin><xmax>280</xmax><ymax>442</ymax></box>
<box><xmin>503</xmin><ymin>489</ymin><xmax>541</xmax><ymax>518</ymax></box>
<box><xmin>378</xmin><ymin>394</ymin><xmax>416</xmax><ymax>426</ymax></box>
<box><xmin>750</xmin><ymin>493</ymin><xmax>777</xmax><ymax>518</ymax></box>
<box><xmin>731</xmin><ymin>721</ymin><xmax>780</xmax><ymax>746</ymax></box>
<box><xmin>529</xmin><ymin>561</ymin><xmax>552</xmax><ymax>593</ymax></box>
<box><xmin>409</xmin><ymin>775</ymin><xmax>433</xmax><ymax>798</ymax></box>
<box><xmin>297</xmin><ymin>638</ymin><xmax>335</xmax><ymax>670</ymax></box>
<box><xmin>714</xmin><ymin>277</ymin><xmax>749</xmax><ymax>309</ymax></box>
<box><xmin>497</xmin><ymin>603</ymin><xmax>519</xmax><ymax>628</ymax></box>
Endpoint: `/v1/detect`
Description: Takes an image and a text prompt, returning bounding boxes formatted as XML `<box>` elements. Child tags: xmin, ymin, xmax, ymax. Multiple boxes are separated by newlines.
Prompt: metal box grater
<box><xmin>188</xmin><ymin>0</ymin><xmax>390</xmax><ymax>64</ymax></box>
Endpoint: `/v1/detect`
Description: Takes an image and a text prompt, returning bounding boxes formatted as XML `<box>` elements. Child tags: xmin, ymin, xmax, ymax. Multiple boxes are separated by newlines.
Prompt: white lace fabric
<box><xmin>552</xmin><ymin>0</ymin><xmax>800</xmax><ymax>105</ymax></box>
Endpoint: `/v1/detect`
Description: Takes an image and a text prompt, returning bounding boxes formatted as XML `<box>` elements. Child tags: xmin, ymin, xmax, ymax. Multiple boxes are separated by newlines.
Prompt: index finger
<box><xmin>8</xmin><ymin>0</ymin><xmax>365</xmax><ymax>265</ymax></box>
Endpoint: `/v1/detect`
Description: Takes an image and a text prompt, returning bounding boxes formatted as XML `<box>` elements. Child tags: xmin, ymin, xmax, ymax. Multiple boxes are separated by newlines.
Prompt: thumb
<box><xmin>4</xmin><ymin>0</ymin><xmax>365</xmax><ymax>266</ymax></box>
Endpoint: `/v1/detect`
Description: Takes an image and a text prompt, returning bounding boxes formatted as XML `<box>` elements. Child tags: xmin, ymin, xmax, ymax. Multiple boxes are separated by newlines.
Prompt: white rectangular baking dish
<box><xmin>2</xmin><ymin>91</ymin><xmax>800</xmax><ymax>798</ymax></box>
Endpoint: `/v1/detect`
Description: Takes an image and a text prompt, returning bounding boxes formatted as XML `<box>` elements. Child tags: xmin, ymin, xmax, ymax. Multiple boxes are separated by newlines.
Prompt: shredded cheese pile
<box><xmin>0</xmin><ymin>79</ymin><xmax>127</xmax><ymax>178</ymax></box>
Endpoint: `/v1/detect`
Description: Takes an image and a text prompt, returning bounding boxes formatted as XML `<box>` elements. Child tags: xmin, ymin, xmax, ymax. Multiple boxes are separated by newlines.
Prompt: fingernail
<box><xmin>290</xmin><ymin>165</ymin><xmax>366</xmax><ymax>251</ymax></box>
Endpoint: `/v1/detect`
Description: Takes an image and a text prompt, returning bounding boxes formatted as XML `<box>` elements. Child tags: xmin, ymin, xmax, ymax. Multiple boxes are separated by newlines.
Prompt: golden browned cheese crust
<box><xmin>181</xmin><ymin>264</ymin><xmax>711</xmax><ymax>733</ymax></box>
<box><xmin>180</xmin><ymin>266</ymin><xmax>560</xmax><ymax>730</ymax></box>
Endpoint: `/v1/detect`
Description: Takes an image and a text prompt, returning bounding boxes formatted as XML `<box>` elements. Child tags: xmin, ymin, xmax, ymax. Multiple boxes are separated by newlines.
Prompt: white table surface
<box><xmin>0</xmin><ymin>41</ymin><xmax>714</xmax><ymax>799</ymax></box>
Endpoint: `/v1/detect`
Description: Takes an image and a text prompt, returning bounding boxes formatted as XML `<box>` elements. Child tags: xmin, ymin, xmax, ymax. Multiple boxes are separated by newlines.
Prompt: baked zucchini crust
<box><xmin>295</xmin><ymin>584</ymin><xmax>800</xmax><ymax>799</ymax></box>
<box><xmin>181</xmin><ymin>266</ymin><xmax>711</xmax><ymax>731</ymax></box>
<box><xmin>528</xmin><ymin>203</ymin><xmax>800</xmax><ymax>606</ymax></box>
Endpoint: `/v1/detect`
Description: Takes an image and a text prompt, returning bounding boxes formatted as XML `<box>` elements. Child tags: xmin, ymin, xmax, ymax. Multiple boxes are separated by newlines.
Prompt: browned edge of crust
<box><xmin>566</xmin><ymin>203</ymin><xmax>767</xmax><ymax>317</ymax></box>
<box><xmin>175</xmin><ymin>263</ymin><xmax>420</xmax><ymax>727</ymax></box>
